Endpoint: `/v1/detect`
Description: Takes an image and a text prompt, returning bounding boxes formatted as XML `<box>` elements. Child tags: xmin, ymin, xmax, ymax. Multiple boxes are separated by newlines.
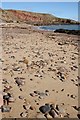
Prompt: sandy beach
<box><xmin>0</xmin><ymin>23</ymin><xmax>79</xmax><ymax>118</ymax></box>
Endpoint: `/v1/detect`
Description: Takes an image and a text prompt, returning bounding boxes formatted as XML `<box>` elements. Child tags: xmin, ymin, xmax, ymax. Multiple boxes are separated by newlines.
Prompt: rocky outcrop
<box><xmin>54</xmin><ymin>29</ymin><xmax>80</xmax><ymax>35</ymax></box>
<box><xmin>0</xmin><ymin>9</ymin><xmax>79</xmax><ymax>25</ymax></box>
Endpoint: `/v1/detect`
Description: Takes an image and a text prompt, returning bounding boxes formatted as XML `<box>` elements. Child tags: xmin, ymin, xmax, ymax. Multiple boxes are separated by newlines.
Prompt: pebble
<box><xmin>55</xmin><ymin>104</ymin><xmax>65</xmax><ymax>114</ymax></box>
<box><xmin>20</xmin><ymin>112</ymin><xmax>28</xmax><ymax>117</ymax></box>
<box><xmin>8</xmin><ymin>97</ymin><xmax>14</xmax><ymax>102</ymax></box>
<box><xmin>72</xmin><ymin>106</ymin><xmax>79</xmax><ymax>111</ymax></box>
<box><xmin>15</xmin><ymin>77</ymin><xmax>25</xmax><ymax>86</ymax></box>
<box><xmin>30</xmin><ymin>78</ymin><xmax>33</xmax><ymax>81</ymax></box>
<box><xmin>30</xmin><ymin>106</ymin><xmax>34</xmax><ymax>110</ymax></box>
<box><xmin>34</xmin><ymin>90</ymin><xmax>40</xmax><ymax>94</ymax></box>
<box><xmin>1</xmin><ymin>105</ymin><xmax>11</xmax><ymax>112</ymax></box>
<box><xmin>39</xmin><ymin>104</ymin><xmax>51</xmax><ymax>114</ymax></box>
<box><xmin>36</xmin><ymin>103</ymin><xmax>39</xmax><ymax>105</ymax></box>
<box><xmin>13</xmin><ymin>67</ymin><xmax>21</xmax><ymax>71</ymax></box>
<box><xmin>67</xmin><ymin>94</ymin><xmax>69</xmax><ymax>97</ymax></box>
<box><xmin>77</xmin><ymin>114</ymin><xmax>80</xmax><ymax>119</ymax></box>
<box><xmin>61</xmin><ymin>89</ymin><xmax>64</xmax><ymax>91</ymax></box>
<box><xmin>30</xmin><ymin>93</ymin><xmax>35</xmax><ymax>97</ymax></box>
<box><xmin>50</xmin><ymin>103</ymin><xmax>56</xmax><ymax>109</ymax></box>
<box><xmin>23</xmin><ymin>103</ymin><xmax>31</xmax><ymax>110</ymax></box>
<box><xmin>49</xmin><ymin>109</ymin><xmax>59</xmax><ymax>118</ymax></box>
<box><xmin>45</xmin><ymin>90</ymin><xmax>49</xmax><ymax>93</ymax></box>
<box><xmin>70</xmin><ymin>94</ymin><xmax>76</xmax><ymax>99</ymax></box>
<box><xmin>57</xmin><ymin>72</ymin><xmax>65</xmax><ymax>82</ymax></box>
<box><xmin>3</xmin><ymin>93</ymin><xmax>11</xmax><ymax>100</ymax></box>
<box><xmin>45</xmin><ymin>92</ymin><xmax>49</xmax><ymax>96</ymax></box>
<box><xmin>64</xmin><ymin>113</ymin><xmax>70</xmax><ymax>118</ymax></box>
<box><xmin>38</xmin><ymin>92</ymin><xmax>46</xmax><ymax>96</ymax></box>
<box><xmin>3</xmin><ymin>86</ymin><xmax>12</xmax><ymax>92</ymax></box>
<box><xmin>39</xmin><ymin>96</ymin><xmax>44</xmax><ymax>99</ymax></box>
<box><xmin>19</xmin><ymin>96</ymin><xmax>24</xmax><ymax>100</ymax></box>
<box><xmin>3</xmin><ymin>95</ymin><xmax>9</xmax><ymax>101</ymax></box>
<box><xmin>2</xmin><ymin>79</ymin><xmax>8</xmax><ymax>84</ymax></box>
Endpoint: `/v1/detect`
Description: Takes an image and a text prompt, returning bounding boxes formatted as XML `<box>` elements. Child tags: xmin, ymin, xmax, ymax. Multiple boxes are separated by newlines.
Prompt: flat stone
<box><xmin>8</xmin><ymin>97</ymin><xmax>14</xmax><ymax>102</ymax></box>
<box><xmin>55</xmin><ymin>105</ymin><xmax>65</xmax><ymax>114</ymax></box>
<box><xmin>49</xmin><ymin>109</ymin><xmax>59</xmax><ymax>118</ymax></box>
<box><xmin>38</xmin><ymin>92</ymin><xmax>46</xmax><ymax>96</ymax></box>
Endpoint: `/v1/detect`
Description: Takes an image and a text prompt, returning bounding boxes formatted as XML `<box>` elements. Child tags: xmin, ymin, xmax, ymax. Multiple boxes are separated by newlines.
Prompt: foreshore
<box><xmin>0</xmin><ymin>23</ymin><xmax>79</xmax><ymax>118</ymax></box>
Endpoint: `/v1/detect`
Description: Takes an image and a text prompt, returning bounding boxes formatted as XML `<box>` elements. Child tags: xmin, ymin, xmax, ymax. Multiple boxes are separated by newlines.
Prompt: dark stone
<box><xmin>45</xmin><ymin>90</ymin><xmax>49</xmax><ymax>93</ymax></box>
<box><xmin>77</xmin><ymin>114</ymin><xmax>80</xmax><ymax>119</ymax></box>
<box><xmin>54</xmin><ymin>29</ymin><xmax>80</xmax><ymax>35</ymax></box>
<box><xmin>34</xmin><ymin>90</ymin><xmax>40</xmax><ymax>94</ymax></box>
<box><xmin>49</xmin><ymin>110</ymin><xmax>56</xmax><ymax>118</ymax></box>
<box><xmin>61</xmin><ymin>89</ymin><xmax>64</xmax><ymax>91</ymax></box>
<box><xmin>39</xmin><ymin>104</ymin><xmax>51</xmax><ymax>114</ymax></box>
<box><xmin>1</xmin><ymin>106</ymin><xmax>11</xmax><ymax>112</ymax></box>
<box><xmin>70</xmin><ymin>94</ymin><xmax>76</xmax><ymax>99</ymax></box>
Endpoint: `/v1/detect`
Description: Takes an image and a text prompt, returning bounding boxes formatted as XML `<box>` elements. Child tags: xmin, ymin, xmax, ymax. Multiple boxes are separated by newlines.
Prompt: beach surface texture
<box><xmin>0</xmin><ymin>23</ymin><xmax>79</xmax><ymax>118</ymax></box>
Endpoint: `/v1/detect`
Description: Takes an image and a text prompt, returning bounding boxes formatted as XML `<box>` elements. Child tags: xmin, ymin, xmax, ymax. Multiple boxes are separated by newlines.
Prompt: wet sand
<box><xmin>0</xmin><ymin>23</ymin><xmax>79</xmax><ymax>118</ymax></box>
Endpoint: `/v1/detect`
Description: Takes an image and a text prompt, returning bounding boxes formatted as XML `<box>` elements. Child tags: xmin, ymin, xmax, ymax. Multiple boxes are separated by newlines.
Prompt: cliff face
<box><xmin>0</xmin><ymin>9</ymin><xmax>79</xmax><ymax>25</ymax></box>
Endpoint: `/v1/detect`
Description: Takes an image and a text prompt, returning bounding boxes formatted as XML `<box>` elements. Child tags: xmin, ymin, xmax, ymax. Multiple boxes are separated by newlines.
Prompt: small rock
<box><xmin>4</xmin><ymin>85</ymin><xmax>12</xmax><ymax>91</ymax></box>
<box><xmin>30</xmin><ymin>93</ymin><xmax>35</xmax><ymax>97</ymax></box>
<box><xmin>56</xmin><ymin>104</ymin><xmax>65</xmax><ymax>115</ymax></box>
<box><xmin>19</xmin><ymin>96</ymin><xmax>24</xmax><ymax>100</ymax></box>
<box><xmin>23</xmin><ymin>103</ymin><xmax>31</xmax><ymax>110</ymax></box>
<box><xmin>61</xmin><ymin>89</ymin><xmax>64</xmax><ymax>91</ymax></box>
<box><xmin>8</xmin><ymin>97</ymin><xmax>14</xmax><ymax>102</ymax></box>
<box><xmin>30</xmin><ymin>78</ymin><xmax>33</xmax><ymax>81</ymax></box>
<box><xmin>39</xmin><ymin>104</ymin><xmax>51</xmax><ymax>114</ymax></box>
<box><xmin>3</xmin><ymin>95</ymin><xmax>10</xmax><ymax>100</ymax></box>
<box><xmin>64</xmin><ymin>113</ymin><xmax>70</xmax><ymax>118</ymax></box>
<box><xmin>34</xmin><ymin>90</ymin><xmax>40</xmax><ymax>94</ymax></box>
<box><xmin>3</xmin><ymin>93</ymin><xmax>11</xmax><ymax>100</ymax></box>
<box><xmin>45</xmin><ymin>92</ymin><xmax>49</xmax><ymax>96</ymax></box>
<box><xmin>45</xmin><ymin>90</ymin><xmax>49</xmax><ymax>93</ymax></box>
<box><xmin>67</xmin><ymin>94</ymin><xmax>69</xmax><ymax>97</ymax></box>
<box><xmin>50</xmin><ymin>103</ymin><xmax>56</xmax><ymax>109</ymax></box>
<box><xmin>77</xmin><ymin>114</ymin><xmax>80</xmax><ymax>119</ymax></box>
<box><xmin>13</xmin><ymin>67</ymin><xmax>21</xmax><ymax>71</ymax></box>
<box><xmin>15</xmin><ymin>77</ymin><xmax>25</xmax><ymax>86</ymax></box>
<box><xmin>49</xmin><ymin>109</ymin><xmax>59</xmax><ymax>118</ymax></box>
<box><xmin>70</xmin><ymin>94</ymin><xmax>76</xmax><ymax>99</ymax></box>
<box><xmin>20</xmin><ymin>112</ymin><xmax>28</xmax><ymax>117</ymax></box>
<box><xmin>38</xmin><ymin>92</ymin><xmax>46</xmax><ymax>96</ymax></box>
<box><xmin>39</xmin><ymin>96</ymin><xmax>44</xmax><ymax>99</ymax></box>
<box><xmin>36</xmin><ymin>103</ymin><xmax>39</xmax><ymax>105</ymax></box>
<box><xmin>20</xmin><ymin>88</ymin><xmax>23</xmax><ymax>91</ymax></box>
<box><xmin>1</xmin><ymin>105</ymin><xmax>11</xmax><ymax>112</ymax></box>
<box><xmin>72</xmin><ymin>106</ymin><xmax>80</xmax><ymax>111</ymax></box>
<box><xmin>30</xmin><ymin>106</ymin><xmax>34</xmax><ymax>110</ymax></box>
